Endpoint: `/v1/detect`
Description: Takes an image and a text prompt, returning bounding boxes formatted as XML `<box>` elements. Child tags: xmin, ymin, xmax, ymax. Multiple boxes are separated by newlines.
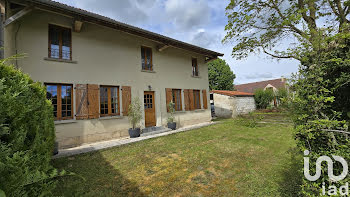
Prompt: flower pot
<box><xmin>128</xmin><ymin>128</ymin><xmax>141</xmax><ymax>138</ymax></box>
<box><xmin>167</xmin><ymin>122</ymin><xmax>177</xmax><ymax>130</ymax></box>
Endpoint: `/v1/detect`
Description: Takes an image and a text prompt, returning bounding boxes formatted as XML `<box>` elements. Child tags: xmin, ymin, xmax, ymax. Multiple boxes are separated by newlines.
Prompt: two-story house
<box><xmin>2</xmin><ymin>0</ymin><xmax>223</xmax><ymax>148</ymax></box>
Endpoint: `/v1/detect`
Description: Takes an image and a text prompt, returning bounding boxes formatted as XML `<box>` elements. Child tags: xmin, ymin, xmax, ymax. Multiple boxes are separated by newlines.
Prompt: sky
<box><xmin>55</xmin><ymin>0</ymin><xmax>299</xmax><ymax>84</ymax></box>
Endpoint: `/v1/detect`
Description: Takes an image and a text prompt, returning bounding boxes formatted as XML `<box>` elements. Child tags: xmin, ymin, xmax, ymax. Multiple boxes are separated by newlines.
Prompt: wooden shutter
<box><xmin>87</xmin><ymin>84</ymin><xmax>100</xmax><ymax>119</ymax></box>
<box><xmin>184</xmin><ymin>89</ymin><xmax>190</xmax><ymax>111</ymax></box>
<box><xmin>202</xmin><ymin>89</ymin><xmax>208</xmax><ymax>109</ymax></box>
<box><xmin>165</xmin><ymin>88</ymin><xmax>172</xmax><ymax>112</ymax></box>
<box><xmin>188</xmin><ymin>89</ymin><xmax>194</xmax><ymax>110</ymax></box>
<box><xmin>122</xmin><ymin>86</ymin><xmax>131</xmax><ymax>116</ymax></box>
<box><xmin>75</xmin><ymin>84</ymin><xmax>89</xmax><ymax>120</ymax></box>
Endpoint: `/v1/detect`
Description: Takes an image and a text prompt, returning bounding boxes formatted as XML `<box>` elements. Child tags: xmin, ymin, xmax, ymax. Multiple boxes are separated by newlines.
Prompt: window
<box><xmin>100</xmin><ymin>86</ymin><xmax>120</xmax><ymax>116</ymax></box>
<box><xmin>49</xmin><ymin>24</ymin><xmax>72</xmax><ymax>60</ymax></box>
<box><xmin>141</xmin><ymin>46</ymin><xmax>152</xmax><ymax>71</ymax></box>
<box><xmin>172</xmin><ymin>89</ymin><xmax>182</xmax><ymax>111</ymax></box>
<box><xmin>46</xmin><ymin>84</ymin><xmax>73</xmax><ymax>120</ymax></box>
<box><xmin>193</xmin><ymin>90</ymin><xmax>201</xmax><ymax>109</ymax></box>
<box><xmin>192</xmin><ymin>58</ymin><xmax>198</xmax><ymax>76</ymax></box>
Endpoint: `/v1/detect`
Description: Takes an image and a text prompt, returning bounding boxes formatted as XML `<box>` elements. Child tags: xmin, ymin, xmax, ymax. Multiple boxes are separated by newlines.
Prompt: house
<box><xmin>2</xmin><ymin>0</ymin><xmax>223</xmax><ymax>148</ymax></box>
<box><xmin>210</xmin><ymin>90</ymin><xmax>255</xmax><ymax>118</ymax></box>
<box><xmin>235</xmin><ymin>78</ymin><xmax>287</xmax><ymax>93</ymax></box>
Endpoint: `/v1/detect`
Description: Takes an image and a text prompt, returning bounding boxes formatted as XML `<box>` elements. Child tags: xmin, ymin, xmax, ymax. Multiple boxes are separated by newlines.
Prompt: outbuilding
<box><xmin>211</xmin><ymin>90</ymin><xmax>256</xmax><ymax>118</ymax></box>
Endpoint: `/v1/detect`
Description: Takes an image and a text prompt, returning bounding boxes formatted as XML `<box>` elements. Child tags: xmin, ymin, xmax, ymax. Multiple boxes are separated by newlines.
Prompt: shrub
<box><xmin>0</xmin><ymin>62</ymin><xmax>56</xmax><ymax>196</ymax></box>
<box><xmin>128</xmin><ymin>97</ymin><xmax>143</xmax><ymax>129</ymax></box>
<box><xmin>167</xmin><ymin>101</ymin><xmax>175</xmax><ymax>123</ymax></box>
<box><xmin>254</xmin><ymin>88</ymin><xmax>274</xmax><ymax>109</ymax></box>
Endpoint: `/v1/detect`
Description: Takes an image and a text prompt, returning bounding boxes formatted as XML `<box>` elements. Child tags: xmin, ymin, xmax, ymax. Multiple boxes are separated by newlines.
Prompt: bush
<box><xmin>0</xmin><ymin>62</ymin><xmax>56</xmax><ymax>196</ymax></box>
<box><xmin>254</xmin><ymin>88</ymin><xmax>274</xmax><ymax>109</ymax></box>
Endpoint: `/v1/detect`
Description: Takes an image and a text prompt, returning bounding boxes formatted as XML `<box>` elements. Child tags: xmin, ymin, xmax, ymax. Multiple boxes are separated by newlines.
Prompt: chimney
<box><xmin>281</xmin><ymin>77</ymin><xmax>286</xmax><ymax>82</ymax></box>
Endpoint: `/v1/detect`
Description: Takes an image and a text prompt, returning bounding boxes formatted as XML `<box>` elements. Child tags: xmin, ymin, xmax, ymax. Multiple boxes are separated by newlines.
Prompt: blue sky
<box><xmin>55</xmin><ymin>0</ymin><xmax>299</xmax><ymax>84</ymax></box>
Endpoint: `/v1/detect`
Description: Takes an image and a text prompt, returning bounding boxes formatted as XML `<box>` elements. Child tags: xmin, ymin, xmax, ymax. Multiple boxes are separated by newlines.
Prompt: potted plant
<box><xmin>128</xmin><ymin>97</ymin><xmax>143</xmax><ymax>138</ymax></box>
<box><xmin>167</xmin><ymin>101</ymin><xmax>177</xmax><ymax>130</ymax></box>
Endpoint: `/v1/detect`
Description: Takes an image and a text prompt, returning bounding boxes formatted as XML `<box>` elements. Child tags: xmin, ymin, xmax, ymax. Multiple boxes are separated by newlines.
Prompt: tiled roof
<box><xmin>235</xmin><ymin>78</ymin><xmax>286</xmax><ymax>93</ymax></box>
<box><xmin>19</xmin><ymin>0</ymin><xmax>223</xmax><ymax>58</ymax></box>
<box><xmin>210</xmin><ymin>90</ymin><xmax>254</xmax><ymax>97</ymax></box>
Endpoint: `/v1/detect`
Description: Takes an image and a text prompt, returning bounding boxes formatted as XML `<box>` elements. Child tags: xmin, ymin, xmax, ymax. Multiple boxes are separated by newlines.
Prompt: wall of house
<box><xmin>213</xmin><ymin>94</ymin><xmax>234</xmax><ymax>118</ymax></box>
<box><xmin>213</xmin><ymin>94</ymin><xmax>256</xmax><ymax>118</ymax></box>
<box><xmin>232</xmin><ymin>97</ymin><xmax>256</xmax><ymax>117</ymax></box>
<box><xmin>4</xmin><ymin>9</ymin><xmax>211</xmax><ymax>148</ymax></box>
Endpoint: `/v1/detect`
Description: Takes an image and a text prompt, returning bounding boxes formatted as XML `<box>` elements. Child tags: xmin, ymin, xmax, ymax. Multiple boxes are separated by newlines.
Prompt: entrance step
<box><xmin>141</xmin><ymin>126</ymin><xmax>171</xmax><ymax>137</ymax></box>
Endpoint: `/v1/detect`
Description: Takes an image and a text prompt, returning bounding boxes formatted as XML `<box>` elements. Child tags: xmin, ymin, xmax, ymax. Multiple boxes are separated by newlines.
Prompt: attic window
<box><xmin>192</xmin><ymin>58</ymin><xmax>198</xmax><ymax>76</ymax></box>
<box><xmin>141</xmin><ymin>46</ymin><xmax>152</xmax><ymax>71</ymax></box>
<box><xmin>49</xmin><ymin>24</ymin><xmax>72</xmax><ymax>60</ymax></box>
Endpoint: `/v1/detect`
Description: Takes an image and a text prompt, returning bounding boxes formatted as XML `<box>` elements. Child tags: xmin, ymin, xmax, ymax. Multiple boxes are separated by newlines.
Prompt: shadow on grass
<box><xmin>53</xmin><ymin>152</ymin><xmax>147</xmax><ymax>197</ymax></box>
<box><xmin>278</xmin><ymin>147</ymin><xmax>303</xmax><ymax>197</ymax></box>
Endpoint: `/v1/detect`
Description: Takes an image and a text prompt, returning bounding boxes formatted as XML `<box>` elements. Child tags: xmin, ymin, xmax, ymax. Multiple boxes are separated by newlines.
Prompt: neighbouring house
<box><xmin>210</xmin><ymin>90</ymin><xmax>256</xmax><ymax>118</ymax></box>
<box><xmin>2</xmin><ymin>0</ymin><xmax>223</xmax><ymax>148</ymax></box>
<box><xmin>235</xmin><ymin>78</ymin><xmax>288</xmax><ymax>107</ymax></box>
<box><xmin>235</xmin><ymin>78</ymin><xmax>287</xmax><ymax>93</ymax></box>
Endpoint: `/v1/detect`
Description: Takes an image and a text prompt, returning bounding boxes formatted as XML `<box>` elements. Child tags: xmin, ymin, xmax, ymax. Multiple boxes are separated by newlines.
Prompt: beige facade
<box><xmin>4</xmin><ymin>8</ymin><xmax>216</xmax><ymax>148</ymax></box>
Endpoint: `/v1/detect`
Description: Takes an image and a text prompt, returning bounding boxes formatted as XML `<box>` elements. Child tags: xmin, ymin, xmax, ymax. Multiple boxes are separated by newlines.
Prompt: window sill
<box><xmin>99</xmin><ymin>115</ymin><xmax>123</xmax><ymax>120</ymax></box>
<box><xmin>55</xmin><ymin>119</ymin><xmax>77</xmax><ymax>125</ymax></box>
<box><xmin>193</xmin><ymin>109</ymin><xmax>206</xmax><ymax>112</ymax></box>
<box><xmin>44</xmin><ymin>57</ymin><xmax>77</xmax><ymax>64</ymax></box>
<box><xmin>191</xmin><ymin>75</ymin><xmax>201</xmax><ymax>78</ymax></box>
<box><xmin>173</xmin><ymin>110</ymin><xmax>186</xmax><ymax>114</ymax></box>
<box><xmin>141</xmin><ymin>69</ymin><xmax>156</xmax><ymax>73</ymax></box>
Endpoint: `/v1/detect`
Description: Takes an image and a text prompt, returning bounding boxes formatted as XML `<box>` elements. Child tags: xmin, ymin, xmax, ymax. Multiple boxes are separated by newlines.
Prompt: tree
<box><xmin>223</xmin><ymin>0</ymin><xmax>350</xmax><ymax>61</ymax></box>
<box><xmin>224</xmin><ymin>1</ymin><xmax>350</xmax><ymax>195</ymax></box>
<box><xmin>208</xmin><ymin>58</ymin><xmax>236</xmax><ymax>90</ymax></box>
<box><xmin>254</xmin><ymin>88</ymin><xmax>275</xmax><ymax>109</ymax></box>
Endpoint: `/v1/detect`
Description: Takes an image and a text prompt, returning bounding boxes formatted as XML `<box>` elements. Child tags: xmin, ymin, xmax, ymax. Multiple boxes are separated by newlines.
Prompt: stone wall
<box><xmin>213</xmin><ymin>93</ymin><xmax>256</xmax><ymax>118</ymax></box>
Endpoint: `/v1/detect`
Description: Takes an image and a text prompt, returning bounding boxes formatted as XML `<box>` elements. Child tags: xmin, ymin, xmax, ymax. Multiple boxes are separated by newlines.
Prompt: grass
<box><xmin>53</xmin><ymin>112</ymin><xmax>302</xmax><ymax>197</ymax></box>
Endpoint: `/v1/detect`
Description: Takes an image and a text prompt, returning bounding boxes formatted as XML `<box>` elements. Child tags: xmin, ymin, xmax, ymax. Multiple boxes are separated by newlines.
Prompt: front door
<box><xmin>144</xmin><ymin>91</ymin><xmax>156</xmax><ymax>127</ymax></box>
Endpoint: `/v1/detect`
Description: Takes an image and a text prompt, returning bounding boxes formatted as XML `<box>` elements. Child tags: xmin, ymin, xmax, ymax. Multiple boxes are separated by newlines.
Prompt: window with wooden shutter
<box><xmin>88</xmin><ymin>84</ymin><xmax>100</xmax><ymax>119</ymax></box>
<box><xmin>193</xmin><ymin>90</ymin><xmax>201</xmax><ymax>109</ymax></box>
<box><xmin>172</xmin><ymin>89</ymin><xmax>182</xmax><ymax>111</ymax></box>
<box><xmin>100</xmin><ymin>86</ymin><xmax>120</xmax><ymax>117</ymax></box>
<box><xmin>75</xmin><ymin>84</ymin><xmax>88</xmax><ymax>120</ymax></box>
<box><xmin>46</xmin><ymin>83</ymin><xmax>73</xmax><ymax>120</ymax></box>
<box><xmin>122</xmin><ymin>86</ymin><xmax>131</xmax><ymax>116</ymax></box>
<box><xmin>202</xmin><ymin>89</ymin><xmax>208</xmax><ymax>109</ymax></box>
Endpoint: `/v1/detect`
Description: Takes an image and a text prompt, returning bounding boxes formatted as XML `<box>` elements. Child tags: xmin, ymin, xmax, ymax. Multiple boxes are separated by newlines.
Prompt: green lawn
<box><xmin>53</xmin><ymin>113</ymin><xmax>302</xmax><ymax>197</ymax></box>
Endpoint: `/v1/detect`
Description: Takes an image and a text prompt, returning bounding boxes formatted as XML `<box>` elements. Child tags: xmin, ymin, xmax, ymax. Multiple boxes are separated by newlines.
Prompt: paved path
<box><xmin>53</xmin><ymin>121</ymin><xmax>217</xmax><ymax>159</ymax></box>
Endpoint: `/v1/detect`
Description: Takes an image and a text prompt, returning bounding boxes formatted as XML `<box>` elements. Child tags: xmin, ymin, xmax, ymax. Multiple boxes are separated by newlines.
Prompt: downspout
<box><xmin>14</xmin><ymin>21</ymin><xmax>20</xmax><ymax>68</ymax></box>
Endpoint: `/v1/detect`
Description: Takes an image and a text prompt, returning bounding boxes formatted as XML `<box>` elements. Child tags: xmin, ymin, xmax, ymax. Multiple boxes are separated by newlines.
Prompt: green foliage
<box><xmin>167</xmin><ymin>101</ymin><xmax>175</xmax><ymax>123</ymax></box>
<box><xmin>128</xmin><ymin>97</ymin><xmax>143</xmax><ymax>129</ymax></box>
<box><xmin>0</xmin><ymin>61</ymin><xmax>57</xmax><ymax>196</ymax></box>
<box><xmin>254</xmin><ymin>88</ymin><xmax>274</xmax><ymax>109</ymax></box>
<box><xmin>276</xmin><ymin>87</ymin><xmax>289</xmax><ymax>108</ymax></box>
<box><xmin>289</xmin><ymin>33</ymin><xmax>350</xmax><ymax>195</ymax></box>
<box><xmin>224</xmin><ymin>0</ymin><xmax>350</xmax><ymax>60</ymax></box>
<box><xmin>237</xmin><ymin>112</ymin><xmax>264</xmax><ymax>128</ymax></box>
<box><xmin>208</xmin><ymin>58</ymin><xmax>236</xmax><ymax>90</ymax></box>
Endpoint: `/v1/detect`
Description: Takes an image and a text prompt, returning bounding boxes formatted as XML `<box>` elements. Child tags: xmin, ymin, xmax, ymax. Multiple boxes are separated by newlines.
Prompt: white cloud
<box><xmin>164</xmin><ymin>0</ymin><xmax>210</xmax><ymax>31</ymax></box>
